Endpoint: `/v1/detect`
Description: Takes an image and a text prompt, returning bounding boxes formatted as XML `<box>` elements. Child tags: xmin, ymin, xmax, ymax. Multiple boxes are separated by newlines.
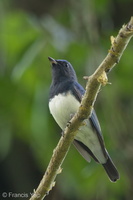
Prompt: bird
<box><xmin>48</xmin><ymin>56</ymin><xmax>120</xmax><ymax>182</ymax></box>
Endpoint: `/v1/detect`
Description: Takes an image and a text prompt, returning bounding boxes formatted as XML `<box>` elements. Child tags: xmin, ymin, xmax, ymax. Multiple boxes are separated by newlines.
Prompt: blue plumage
<box><xmin>48</xmin><ymin>57</ymin><xmax>119</xmax><ymax>182</ymax></box>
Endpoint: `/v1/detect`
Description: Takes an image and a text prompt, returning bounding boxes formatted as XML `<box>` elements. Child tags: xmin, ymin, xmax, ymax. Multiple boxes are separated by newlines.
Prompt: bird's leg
<box><xmin>61</xmin><ymin>114</ymin><xmax>74</xmax><ymax>136</ymax></box>
<box><xmin>61</xmin><ymin>131</ymin><xmax>64</xmax><ymax>136</ymax></box>
<box><xmin>66</xmin><ymin>113</ymin><xmax>75</xmax><ymax>128</ymax></box>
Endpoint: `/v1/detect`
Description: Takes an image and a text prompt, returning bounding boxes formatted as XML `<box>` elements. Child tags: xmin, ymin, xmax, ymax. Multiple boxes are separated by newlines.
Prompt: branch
<box><xmin>30</xmin><ymin>17</ymin><xmax>133</xmax><ymax>200</ymax></box>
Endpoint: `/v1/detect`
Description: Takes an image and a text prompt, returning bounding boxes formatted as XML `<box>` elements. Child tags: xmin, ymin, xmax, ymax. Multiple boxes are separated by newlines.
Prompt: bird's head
<box><xmin>48</xmin><ymin>57</ymin><xmax>77</xmax><ymax>83</ymax></box>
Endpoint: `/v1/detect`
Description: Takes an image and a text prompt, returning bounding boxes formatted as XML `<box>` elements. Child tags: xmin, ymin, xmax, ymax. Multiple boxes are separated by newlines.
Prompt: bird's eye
<box><xmin>66</xmin><ymin>63</ymin><xmax>69</xmax><ymax>68</ymax></box>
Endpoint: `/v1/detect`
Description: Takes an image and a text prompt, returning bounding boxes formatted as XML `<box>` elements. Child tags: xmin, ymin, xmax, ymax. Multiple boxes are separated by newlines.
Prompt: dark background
<box><xmin>0</xmin><ymin>0</ymin><xmax>133</xmax><ymax>199</ymax></box>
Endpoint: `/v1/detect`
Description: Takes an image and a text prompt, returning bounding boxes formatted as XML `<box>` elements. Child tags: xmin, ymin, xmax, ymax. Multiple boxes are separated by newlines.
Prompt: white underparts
<box><xmin>49</xmin><ymin>92</ymin><xmax>106</xmax><ymax>163</ymax></box>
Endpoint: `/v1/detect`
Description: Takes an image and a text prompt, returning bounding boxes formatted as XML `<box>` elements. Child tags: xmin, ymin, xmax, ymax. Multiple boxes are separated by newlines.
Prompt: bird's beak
<box><xmin>48</xmin><ymin>57</ymin><xmax>57</xmax><ymax>64</ymax></box>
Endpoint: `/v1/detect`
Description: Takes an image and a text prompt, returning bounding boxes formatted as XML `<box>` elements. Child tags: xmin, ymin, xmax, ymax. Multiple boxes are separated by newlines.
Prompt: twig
<box><xmin>29</xmin><ymin>17</ymin><xmax>133</xmax><ymax>200</ymax></box>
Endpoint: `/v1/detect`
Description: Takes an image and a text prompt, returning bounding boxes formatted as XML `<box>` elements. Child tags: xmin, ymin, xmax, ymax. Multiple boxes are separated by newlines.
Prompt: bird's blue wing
<box><xmin>72</xmin><ymin>81</ymin><xmax>102</xmax><ymax>137</ymax></box>
<box><xmin>72</xmin><ymin>81</ymin><xmax>107</xmax><ymax>161</ymax></box>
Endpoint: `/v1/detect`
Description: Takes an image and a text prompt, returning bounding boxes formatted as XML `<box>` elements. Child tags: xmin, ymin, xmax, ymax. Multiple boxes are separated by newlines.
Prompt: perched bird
<box><xmin>48</xmin><ymin>57</ymin><xmax>119</xmax><ymax>182</ymax></box>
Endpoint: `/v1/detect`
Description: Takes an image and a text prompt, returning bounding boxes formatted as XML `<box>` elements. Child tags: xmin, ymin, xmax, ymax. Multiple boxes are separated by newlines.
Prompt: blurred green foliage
<box><xmin>0</xmin><ymin>0</ymin><xmax>133</xmax><ymax>200</ymax></box>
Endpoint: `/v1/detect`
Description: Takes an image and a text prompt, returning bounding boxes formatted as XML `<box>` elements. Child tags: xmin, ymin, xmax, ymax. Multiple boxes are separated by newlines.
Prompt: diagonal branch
<box><xmin>30</xmin><ymin>17</ymin><xmax>133</xmax><ymax>200</ymax></box>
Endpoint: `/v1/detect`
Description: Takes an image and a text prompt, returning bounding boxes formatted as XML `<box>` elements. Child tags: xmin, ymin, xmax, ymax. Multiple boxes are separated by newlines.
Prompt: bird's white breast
<box><xmin>49</xmin><ymin>92</ymin><xmax>106</xmax><ymax>163</ymax></box>
<box><xmin>49</xmin><ymin>92</ymin><xmax>80</xmax><ymax>129</ymax></box>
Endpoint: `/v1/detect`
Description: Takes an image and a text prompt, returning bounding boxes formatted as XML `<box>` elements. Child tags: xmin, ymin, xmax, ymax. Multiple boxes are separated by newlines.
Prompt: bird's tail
<box><xmin>102</xmin><ymin>154</ymin><xmax>120</xmax><ymax>182</ymax></box>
